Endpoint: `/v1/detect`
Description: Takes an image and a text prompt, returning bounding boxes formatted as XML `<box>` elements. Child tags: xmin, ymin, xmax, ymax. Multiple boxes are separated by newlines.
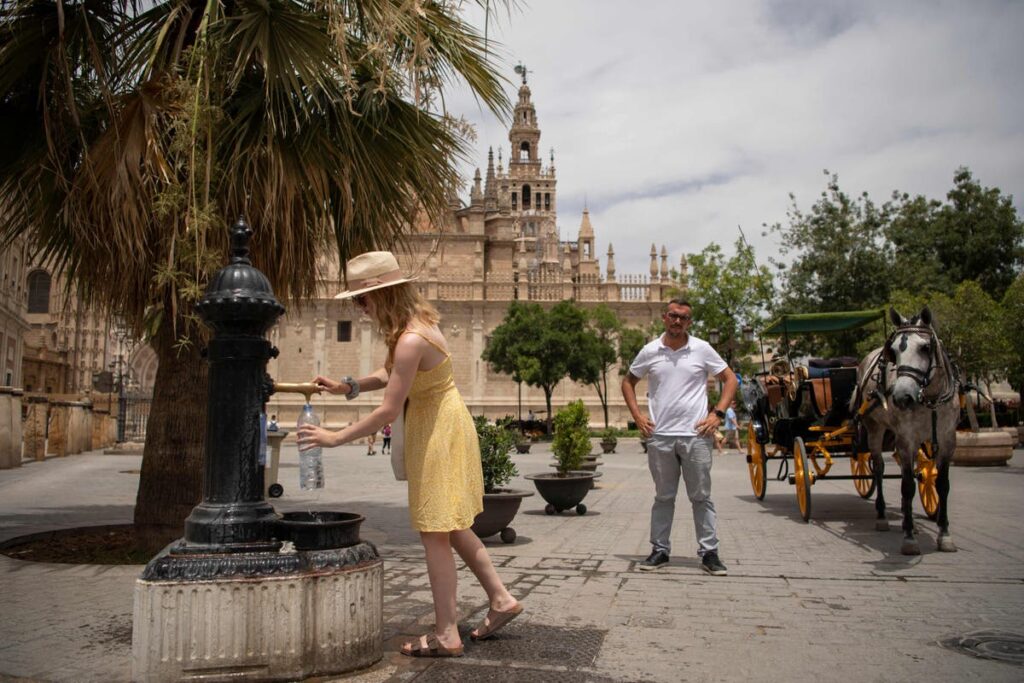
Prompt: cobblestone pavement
<box><xmin>1</xmin><ymin>439</ymin><xmax>1022</xmax><ymax>682</ymax></box>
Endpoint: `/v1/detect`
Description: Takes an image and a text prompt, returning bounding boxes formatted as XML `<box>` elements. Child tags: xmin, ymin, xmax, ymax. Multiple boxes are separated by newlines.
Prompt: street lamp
<box><xmin>709</xmin><ymin>328</ymin><xmax>720</xmax><ymax>345</ymax></box>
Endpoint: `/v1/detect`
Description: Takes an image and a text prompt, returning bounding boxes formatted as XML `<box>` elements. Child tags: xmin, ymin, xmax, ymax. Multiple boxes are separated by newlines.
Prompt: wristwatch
<box><xmin>342</xmin><ymin>376</ymin><xmax>360</xmax><ymax>401</ymax></box>
<box><xmin>713</xmin><ymin>409</ymin><xmax>726</xmax><ymax>420</ymax></box>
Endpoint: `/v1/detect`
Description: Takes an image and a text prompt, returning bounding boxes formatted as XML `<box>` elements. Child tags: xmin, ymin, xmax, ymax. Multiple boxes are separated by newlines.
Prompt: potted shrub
<box><xmin>515</xmin><ymin>433</ymin><xmax>532</xmax><ymax>454</ymax></box>
<box><xmin>526</xmin><ymin>400</ymin><xmax>595</xmax><ymax>515</ymax></box>
<box><xmin>471</xmin><ymin>417</ymin><xmax>533</xmax><ymax>543</ymax></box>
<box><xmin>599</xmin><ymin>427</ymin><xmax>618</xmax><ymax>454</ymax></box>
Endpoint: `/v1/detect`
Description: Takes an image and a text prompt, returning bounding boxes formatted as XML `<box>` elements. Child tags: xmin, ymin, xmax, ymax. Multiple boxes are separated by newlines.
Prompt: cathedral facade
<box><xmin>267</xmin><ymin>73</ymin><xmax>687</xmax><ymax>429</ymax></box>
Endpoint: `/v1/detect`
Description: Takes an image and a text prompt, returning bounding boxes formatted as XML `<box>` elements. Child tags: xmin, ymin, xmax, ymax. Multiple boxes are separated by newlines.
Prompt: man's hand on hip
<box><xmin>694</xmin><ymin>413</ymin><xmax>721</xmax><ymax>436</ymax></box>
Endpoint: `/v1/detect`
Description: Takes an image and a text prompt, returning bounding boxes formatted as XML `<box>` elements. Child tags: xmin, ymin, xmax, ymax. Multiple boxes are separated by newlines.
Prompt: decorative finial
<box><xmin>229</xmin><ymin>215</ymin><xmax>253</xmax><ymax>265</ymax></box>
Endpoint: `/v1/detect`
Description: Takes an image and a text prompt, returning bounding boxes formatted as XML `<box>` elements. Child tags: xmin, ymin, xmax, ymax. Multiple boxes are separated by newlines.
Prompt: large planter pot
<box><xmin>600</xmin><ymin>439</ymin><xmax>617</xmax><ymax>454</ymax></box>
<box><xmin>471</xmin><ymin>488</ymin><xmax>534</xmax><ymax>544</ymax></box>
<box><xmin>516</xmin><ymin>442</ymin><xmax>532</xmax><ymax>454</ymax></box>
<box><xmin>953</xmin><ymin>430</ymin><xmax>1014</xmax><ymax>466</ymax></box>
<box><xmin>525</xmin><ymin>472</ymin><xmax>595</xmax><ymax>515</ymax></box>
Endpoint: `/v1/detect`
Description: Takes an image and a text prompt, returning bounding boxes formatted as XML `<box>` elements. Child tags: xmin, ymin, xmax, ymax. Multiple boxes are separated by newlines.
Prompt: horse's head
<box><xmin>885</xmin><ymin>306</ymin><xmax>937</xmax><ymax>410</ymax></box>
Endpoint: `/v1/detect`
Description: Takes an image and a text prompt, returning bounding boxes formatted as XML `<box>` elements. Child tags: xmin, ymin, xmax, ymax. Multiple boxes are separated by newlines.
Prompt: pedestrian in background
<box><xmin>381</xmin><ymin>423</ymin><xmax>392</xmax><ymax>455</ymax></box>
<box><xmin>621</xmin><ymin>297</ymin><xmax>738</xmax><ymax>575</ymax></box>
<box><xmin>723</xmin><ymin>401</ymin><xmax>741</xmax><ymax>451</ymax></box>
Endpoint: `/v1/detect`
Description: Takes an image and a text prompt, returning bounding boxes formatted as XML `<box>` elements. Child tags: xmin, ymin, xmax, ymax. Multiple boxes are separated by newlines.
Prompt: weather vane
<box><xmin>514</xmin><ymin>62</ymin><xmax>531</xmax><ymax>84</ymax></box>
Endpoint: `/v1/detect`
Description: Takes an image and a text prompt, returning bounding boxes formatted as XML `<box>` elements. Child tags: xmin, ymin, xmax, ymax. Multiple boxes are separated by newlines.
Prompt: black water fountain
<box><xmin>132</xmin><ymin>217</ymin><xmax>383</xmax><ymax>682</ymax></box>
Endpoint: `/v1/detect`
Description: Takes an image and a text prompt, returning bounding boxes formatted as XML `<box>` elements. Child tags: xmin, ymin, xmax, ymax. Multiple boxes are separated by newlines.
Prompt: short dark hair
<box><xmin>666</xmin><ymin>297</ymin><xmax>691</xmax><ymax>309</ymax></box>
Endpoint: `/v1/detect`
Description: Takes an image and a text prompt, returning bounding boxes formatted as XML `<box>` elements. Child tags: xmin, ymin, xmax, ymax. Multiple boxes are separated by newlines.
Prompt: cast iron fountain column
<box><xmin>174</xmin><ymin>216</ymin><xmax>284</xmax><ymax>553</ymax></box>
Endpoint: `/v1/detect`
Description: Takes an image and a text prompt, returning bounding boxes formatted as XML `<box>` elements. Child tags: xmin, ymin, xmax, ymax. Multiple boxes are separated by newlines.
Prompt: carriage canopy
<box><xmin>762</xmin><ymin>309</ymin><xmax>886</xmax><ymax>336</ymax></box>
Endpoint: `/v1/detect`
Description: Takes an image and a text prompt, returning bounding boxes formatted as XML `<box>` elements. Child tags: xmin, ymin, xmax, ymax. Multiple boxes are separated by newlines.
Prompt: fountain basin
<box><xmin>278</xmin><ymin>511</ymin><xmax>364</xmax><ymax>550</ymax></box>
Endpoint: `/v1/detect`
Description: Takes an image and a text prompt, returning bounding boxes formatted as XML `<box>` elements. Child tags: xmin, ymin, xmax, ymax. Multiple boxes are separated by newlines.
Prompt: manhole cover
<box><xmin>462</xmin><ymin>623</ymin><xmax>606</xmax><ymax>669</ymax></box>
<box><xmin>415</xmin><ymin>663</ymin><xmax>616</xmax><ymax>682</ymax></box>
<box><xmin>939</xmin><ymin>630</ymin><xmax>1024</xmax><ymax>665</ymax></box>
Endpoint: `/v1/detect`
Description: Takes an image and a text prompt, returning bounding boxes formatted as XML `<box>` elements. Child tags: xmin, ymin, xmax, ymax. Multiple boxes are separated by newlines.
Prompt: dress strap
<box><xmin>403</xmin><ymin>329</ymin><xmax>451</xmax><ymax>357</ymax></box>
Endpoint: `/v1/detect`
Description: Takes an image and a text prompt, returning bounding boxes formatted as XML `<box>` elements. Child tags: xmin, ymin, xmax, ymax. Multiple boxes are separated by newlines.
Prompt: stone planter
<box><xmin>525</xmin><ymin>472</ymin><xmax>595</xmax><ymax>515</ymax></box>
<box><xmin>471</xmin><ymin>488</ymin><xmax>534</xmax><ymax>543</ymax></box>
<box><xmin>600</xmin><ymin>439</ymin><xmax>617</xmax><ymax>454</ymax></box>
<box><xmin>953</xmin><ymin>430</ymin><xmax>1014</xmax><ymax>466</ymax></box>
<box><xmin>515</xmin><ymin>441</ymin><xmax>532</xmax><ymax>454</ymax></box>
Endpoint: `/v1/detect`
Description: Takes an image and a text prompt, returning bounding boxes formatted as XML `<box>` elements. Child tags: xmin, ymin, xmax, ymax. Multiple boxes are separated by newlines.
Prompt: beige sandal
<box><xmin>470</xmin><ymin>602</ymin><xmax>524</xmax><ymax>640</ymax></box>
<box><xmin>401</xmin><ymin>633</ymin><xmax>464</xmax><ymax>658</ymax></box>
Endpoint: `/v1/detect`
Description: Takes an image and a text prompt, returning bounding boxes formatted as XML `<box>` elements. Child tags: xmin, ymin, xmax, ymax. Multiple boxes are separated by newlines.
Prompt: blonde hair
<box><xmin>364</xmin><ymin>283</ymin><xmax>440</xmax><ymax>369</ymax></box>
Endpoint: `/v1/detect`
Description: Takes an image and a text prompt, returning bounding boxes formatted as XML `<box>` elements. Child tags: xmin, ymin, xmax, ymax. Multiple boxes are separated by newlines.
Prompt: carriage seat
<box><xmin>762</xmin><ymin>374</ymin><xmax>789</xmax><ymax>409</ymax></box>
<box><xmin>807</xmin><ymin>367</ymin><xmax>858</xmax><ymax>426</ymax></box>
<box><xmin>807</xmin><ymin>356</ymin><xmax>860</xmax><ymax>379</ymax></box>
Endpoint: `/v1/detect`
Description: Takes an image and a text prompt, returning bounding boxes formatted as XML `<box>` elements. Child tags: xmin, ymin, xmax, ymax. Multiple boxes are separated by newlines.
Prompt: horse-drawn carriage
<box><xmin>743</xmin><ymin>309</ymin><xmax>942</xmax><ymax>525</ymax></box>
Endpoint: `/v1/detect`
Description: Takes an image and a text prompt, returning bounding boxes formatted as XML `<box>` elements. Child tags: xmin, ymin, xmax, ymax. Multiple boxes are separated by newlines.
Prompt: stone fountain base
<box><xmin>132</xmin><ymin>542</ymin><xmax>383</xmax><ymax>682</ymax></box>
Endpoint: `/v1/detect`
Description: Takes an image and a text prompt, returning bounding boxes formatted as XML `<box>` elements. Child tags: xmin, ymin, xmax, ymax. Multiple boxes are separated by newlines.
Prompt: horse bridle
<box><xmin>884</xmin><ymin>324</ymin><xmax>958</xmax><ymax>408</ymax></box>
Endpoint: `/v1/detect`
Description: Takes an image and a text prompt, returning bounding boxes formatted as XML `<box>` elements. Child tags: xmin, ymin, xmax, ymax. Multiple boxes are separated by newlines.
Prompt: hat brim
<box><xmin>333</xmin><ymin>276</ymin><xmax>418</xmax><ymax>300</ymax></box>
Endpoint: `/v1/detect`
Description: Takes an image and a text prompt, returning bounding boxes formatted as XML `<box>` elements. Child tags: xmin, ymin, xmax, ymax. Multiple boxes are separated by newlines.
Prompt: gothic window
<box><xmin>544</xmin><ymin>193</ymin><xmax>551</xmax><ymax>210</ymax></box>
<box><xmin>336</xmin><ymin>321</ymin><xmax>352</xmax><ymax>342</ymax></box>
<box><xmin>522</xmin><ymin>184</ymin><xmax>531</xmax><ymax>209</ymax></box>
<box><xmin>27</xmin><ymin>270</ymin><xmax>50</xmax><ymax>313</ymax></box>
<box><xmin>511</xmin><ymin>192</ymin><xmax>517</xmax><ymax>210</ymax></box>
<box><xmin>519</xmin><ymin>141</ymin><xmax>530</xmax><ymax>161</ymax></box>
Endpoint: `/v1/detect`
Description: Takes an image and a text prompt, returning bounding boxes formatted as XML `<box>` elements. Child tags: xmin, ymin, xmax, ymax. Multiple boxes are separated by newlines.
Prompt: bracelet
<box><xmin>342</xmin><ymin>376</ymin><xmax>360</xmax><ymax>401</ymax></box>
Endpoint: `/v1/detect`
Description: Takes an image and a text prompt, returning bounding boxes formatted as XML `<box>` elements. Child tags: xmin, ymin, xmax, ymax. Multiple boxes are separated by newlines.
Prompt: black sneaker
<box><xmin>701</xmin><ymin>551</ymin><xmax>728</xmax><ymax>576</ymax></box>
<box><xmin>638</xmin><ymin>550</ymin><xmax>670</xmax><ymax>571</ymax></box>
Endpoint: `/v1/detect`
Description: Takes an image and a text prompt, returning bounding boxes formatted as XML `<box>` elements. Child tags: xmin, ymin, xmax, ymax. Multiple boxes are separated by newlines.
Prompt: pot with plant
<box><xmin>599</xmin><ymin>427</ymin><xmax>618</xmax><ymax>454</ymax></box>
<box><xmin>515</xmin><ymin>432</ymin><xmax>532</xmax><ymax>454</ymax></box>
<box><xmin>526</xmin><ymin>400</ymin><xmax>595</xmax><ymax>515</ymax></box>
<box><xmin>470</xmin><ymin>417</ymin><xmax>533</xmax><ymax>543</ymax></box>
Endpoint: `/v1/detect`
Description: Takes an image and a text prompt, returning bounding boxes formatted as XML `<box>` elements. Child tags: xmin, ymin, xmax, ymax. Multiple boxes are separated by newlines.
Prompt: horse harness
<box><xmin>856</xmin><ymin>323</ymin><xmax>960</xmax><ymax>461</ymax></box>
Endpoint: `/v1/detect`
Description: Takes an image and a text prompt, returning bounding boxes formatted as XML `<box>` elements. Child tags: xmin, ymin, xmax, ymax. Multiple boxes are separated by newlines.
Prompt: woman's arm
<box><xmin>313</xmin><ymin>366</ymin><xmax>390</xmax><ymax>395</ymax></box>
<box><xmin>298</xmin><ymin>335</ymin><xmax>424</xmax><ymax>450</ymax></box>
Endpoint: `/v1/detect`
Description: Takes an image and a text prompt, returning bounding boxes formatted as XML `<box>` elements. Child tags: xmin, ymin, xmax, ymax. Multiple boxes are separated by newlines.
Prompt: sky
<box><xmin>445</xmin><ymin>0</ymin><xmax>1024</xmax><ymax>280</ymax></box>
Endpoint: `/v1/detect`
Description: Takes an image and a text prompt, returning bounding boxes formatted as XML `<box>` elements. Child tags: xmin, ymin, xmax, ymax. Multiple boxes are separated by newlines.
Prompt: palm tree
<box><xmin>0</xmin><ymin>0</ymin><xmax>510</xmax><ymax>548</ymax></box>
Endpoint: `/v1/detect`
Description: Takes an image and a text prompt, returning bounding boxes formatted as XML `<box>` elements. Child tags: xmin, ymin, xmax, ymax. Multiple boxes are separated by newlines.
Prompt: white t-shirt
<box><xmin>629</xmin><ymin>334</ymin><xmax>727</xmax><ymax>436</ymax></box>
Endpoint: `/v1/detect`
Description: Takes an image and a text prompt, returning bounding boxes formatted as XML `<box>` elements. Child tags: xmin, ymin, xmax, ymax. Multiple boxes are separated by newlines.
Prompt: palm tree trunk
<box><xmin>133</xmin><ymin>319</ymin><xmax>208</xmax><ymax>551</ymax></box>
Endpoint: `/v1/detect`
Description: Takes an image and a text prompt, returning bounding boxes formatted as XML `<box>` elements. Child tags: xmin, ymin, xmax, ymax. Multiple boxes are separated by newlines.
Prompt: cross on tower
<box><xmin>514</xmin><ymin>62</ymin><xmax>531</xmax><ymax>84</ymax></box>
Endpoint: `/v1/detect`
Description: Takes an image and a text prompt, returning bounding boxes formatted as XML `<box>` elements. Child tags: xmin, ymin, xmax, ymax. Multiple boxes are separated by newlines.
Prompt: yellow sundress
<box><xmin>403</xmin><ymin>332</ymin><xmax>484</xmax><ymax>532</ymax></box>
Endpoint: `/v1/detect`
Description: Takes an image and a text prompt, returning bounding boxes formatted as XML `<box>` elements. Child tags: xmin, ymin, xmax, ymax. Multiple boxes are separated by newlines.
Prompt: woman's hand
<box><xmin>313</xmin><ymin>375</ymin><xmax>350</xmax><ymax>396</ymax></box>
<box><xmin>297</xmin><ymin>424</ymin><xmax>341</xmax><ymax>451</ymax></box>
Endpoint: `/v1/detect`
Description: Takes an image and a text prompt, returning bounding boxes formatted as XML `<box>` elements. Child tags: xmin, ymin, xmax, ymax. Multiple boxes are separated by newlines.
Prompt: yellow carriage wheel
<box><xmin>851</xmin><ymin>452</ymin><xmax>877</xmax><ymax>499</ymax></box>
<box><xmin>793</xmin><ymin>437</ymin><xmax>812</xmax><ymax>522</ymax></box>
<box><xmin>747</xmin><ymin>421</ymin><xmax>767</xmax><ymax>500</ymax></box>
<box><xmin>916</xmin><ymin>446</ymin><xmax>939</xmax><ymax>521</ymax></box>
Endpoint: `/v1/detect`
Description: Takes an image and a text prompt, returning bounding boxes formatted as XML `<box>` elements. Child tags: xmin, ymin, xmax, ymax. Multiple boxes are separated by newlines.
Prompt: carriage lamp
<box><xmin>709</xmin><ymin>328</ymin><xmax>720</xmax><ymax>345</ymax></box>
<box><xmin>742</xmin><ymin>325</ymin><xmax>755</xmax><ymax>343</ymax></box>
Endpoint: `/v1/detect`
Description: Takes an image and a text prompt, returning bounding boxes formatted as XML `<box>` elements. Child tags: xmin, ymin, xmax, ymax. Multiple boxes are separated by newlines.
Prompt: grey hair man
<box><xmin>621</xmin><ymin>298</ymin><xmax>738</xmax><ymax>574</ymax></box>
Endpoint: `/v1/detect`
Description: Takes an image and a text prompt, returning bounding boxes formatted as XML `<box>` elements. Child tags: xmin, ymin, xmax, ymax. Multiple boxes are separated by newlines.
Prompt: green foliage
<box><xmin>682</xmin><ymin>237</ymin><xmax>773</xmax><ymax>366</ymax></box>
<box><xmin>617</xmin><ymin>326</ymin><xmax>649</xmax><ymax>375</ymax></box>
<box><xmin>473</xmin><ymin>416</ymin><xmax>519</xmax><ymax>494</ymax></box>
<box><xmin>766</xmin><ymin>171</ymin><xmax>893</xmax><ymax>356</ymax></box>
<box><xmin>599</xmin><ymin>427</ymin><xmax>619</xmax><ymax>443</ymax></box>
<box><xmin>565</xmin><ymin>303</ymin><xmax>621</xmax><ymax>428</ymax></box>
<box><xmin>552</xmin><ymin>400</ymin><xmax>592</xmax><ymax>474</ymax></box>
<box><xmin>483</xmin><ymin>301</ymin><xmax>584</xmax><ymax>432</ymax></box>
<box><xmin>1002</xmin><ymin>276</ymin><xmax>1024</xmax><ymax>397</ymax></box>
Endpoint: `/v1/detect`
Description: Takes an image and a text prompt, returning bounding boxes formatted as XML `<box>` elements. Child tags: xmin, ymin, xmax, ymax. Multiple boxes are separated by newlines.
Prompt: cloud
<box><xmin>447</xmin><ymin>0</ymin><xmax>1024</xmax><ymax>280</ymax></box>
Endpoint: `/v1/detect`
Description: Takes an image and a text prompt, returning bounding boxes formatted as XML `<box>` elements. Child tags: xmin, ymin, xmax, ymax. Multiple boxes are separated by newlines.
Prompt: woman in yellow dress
<box><xmin>297</xmin><ymin>251</ymin><xmax>522</xmax><ymax>658</ymax></box>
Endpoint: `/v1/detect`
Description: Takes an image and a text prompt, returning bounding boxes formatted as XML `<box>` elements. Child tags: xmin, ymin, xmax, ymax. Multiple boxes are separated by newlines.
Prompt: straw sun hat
<box><xmin>333</xmin><ymin>251</ymin><xmax>418</xmax><ymax>300</ymax></box>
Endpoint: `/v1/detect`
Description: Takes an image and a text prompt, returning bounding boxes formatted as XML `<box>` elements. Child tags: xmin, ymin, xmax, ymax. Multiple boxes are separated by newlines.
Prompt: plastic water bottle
<box><xmin>297</xmin><ymin>403</ymin><xmax>324</xmax><ymax>490</ymax></box>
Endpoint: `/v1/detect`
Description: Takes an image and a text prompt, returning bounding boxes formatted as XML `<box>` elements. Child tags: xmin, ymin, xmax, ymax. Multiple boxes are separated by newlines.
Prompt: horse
<box><xmin>851</xmin><ymin>306</ymin><xmax>960</xmax><ymax>555</ymax></box>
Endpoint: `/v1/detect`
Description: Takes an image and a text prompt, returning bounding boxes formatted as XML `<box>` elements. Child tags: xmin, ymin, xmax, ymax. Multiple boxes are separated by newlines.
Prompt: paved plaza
<box><xmin>1</xmin><ymin>438</ymin><xmax>1022</xmax><ymax>682</ymax></box>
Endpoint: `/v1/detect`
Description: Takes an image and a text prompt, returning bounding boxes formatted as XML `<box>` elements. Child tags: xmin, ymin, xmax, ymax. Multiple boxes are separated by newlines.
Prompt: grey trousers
<box><xmin>646</xmin><ymin>434</ymin><xmax>719</xmax><ymax>556</ymax></box>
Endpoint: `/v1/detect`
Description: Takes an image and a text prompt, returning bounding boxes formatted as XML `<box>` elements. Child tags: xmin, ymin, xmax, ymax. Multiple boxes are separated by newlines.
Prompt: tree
<box><xmin>483</xmin><ymin>302</ymin><xmax>578</xmax><ymax>434</ymax></box>
<box><xmin>0</xmin><ymin>0</ymin><xmax>510</xmax><ymax>547</ymax></box>
<box><xmin>888</xmin><ymin>168</ymin><xmax>1024</xmax><ymax>300</ymax></box>
<box><xmin>1001</xmin><ymin>275</ymin><xmax>1024</xmax><ymax>408</ymax></box>
<box><xmin>767</xmin><ymin>171</ymin><xmax>893</xmax><ymax>356</ymax></box>
<box><xmin>682</xmin><ymin>237</ymin><xmax>773</xmax><ymax>368</ymax></box>
<box><xmin>565</xmin><ymin>304</ymin><xmax>619</xmax><ymax>429</ymax></box>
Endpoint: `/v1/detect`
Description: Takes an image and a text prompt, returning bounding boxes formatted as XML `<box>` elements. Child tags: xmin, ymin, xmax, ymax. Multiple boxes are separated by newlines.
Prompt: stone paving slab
<box><xmin>1</xmin><ymin>439</ymin><xmax>1022</xmax><ymax>682</ymax></box>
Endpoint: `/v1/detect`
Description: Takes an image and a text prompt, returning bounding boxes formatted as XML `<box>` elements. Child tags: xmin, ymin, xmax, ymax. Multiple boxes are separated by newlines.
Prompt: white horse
<box><xmin>852</xmin><ymin>307</ymin><xmax>960</xmax><ymax>555</ymax></box>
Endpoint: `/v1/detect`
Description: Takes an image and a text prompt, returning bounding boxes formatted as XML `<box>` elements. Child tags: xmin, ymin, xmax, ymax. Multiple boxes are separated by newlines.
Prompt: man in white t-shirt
<box><xmin>622</xmin><ymin>298</ymin><xmax>738</xmax><ymax>575</ymax></box>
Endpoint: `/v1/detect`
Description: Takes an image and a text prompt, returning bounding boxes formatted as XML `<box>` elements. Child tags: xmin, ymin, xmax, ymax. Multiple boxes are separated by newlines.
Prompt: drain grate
<box><xmin>939</xmin><ymin>630</ymin><xmax>1024</xmax><ymax>665</ymax></box>
<box><xmin>415</xmin><ymin>663</ymin><xmax>616</xmax><ymax>682</ymax></box>
<box><xmin>462</xmin><ymin>623</ymin><xmax>607</xmax><ymax>669</ymax></box>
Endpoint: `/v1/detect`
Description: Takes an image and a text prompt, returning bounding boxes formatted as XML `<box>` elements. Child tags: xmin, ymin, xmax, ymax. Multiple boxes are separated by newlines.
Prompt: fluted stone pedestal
<box><xmin>132</xmin><ymin>542</ymin><xmax>383</xmax><ymax>682</ymax></box>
